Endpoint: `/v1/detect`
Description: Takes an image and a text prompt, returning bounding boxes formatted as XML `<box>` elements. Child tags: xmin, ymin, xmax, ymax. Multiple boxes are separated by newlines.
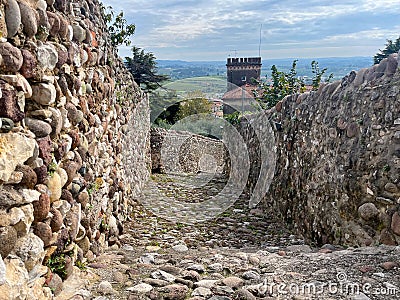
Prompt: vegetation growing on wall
<box><xmin>254</xmin><ymin>60</ymin><xmax>305</xmax><ymax>109</ymax></box>
<box><xmin>102</xmin><ymin>6</ymin><xmax>136</xmax><ymax>47</ymax></box>
<box><xmin>311</xmin><ymin>60</ymin><xmax>334</xmax><ymax>91</ymax></box>
<box><xmin>255</xmin><ymin>60</ymin><xmax>332</xmax><ymax>109</ymax></box>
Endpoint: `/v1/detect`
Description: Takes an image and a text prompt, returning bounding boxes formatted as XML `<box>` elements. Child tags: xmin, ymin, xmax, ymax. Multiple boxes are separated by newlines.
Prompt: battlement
<box><xmin>226</xmin><ymin>57</ymin><xmax>262</xmax><ymax>89</ymax></box>
<box><xmin>226</xmin><ymin>57</ymin><xmax>262</xmax><ymax>67</ymax></box>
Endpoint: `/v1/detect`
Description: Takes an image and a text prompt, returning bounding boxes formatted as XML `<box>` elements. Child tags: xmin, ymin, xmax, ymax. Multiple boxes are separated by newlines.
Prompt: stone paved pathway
<box><xmin>56</xmin><ymin>173</ymin><xmax>400</xmax><ymax>300</ymax></box>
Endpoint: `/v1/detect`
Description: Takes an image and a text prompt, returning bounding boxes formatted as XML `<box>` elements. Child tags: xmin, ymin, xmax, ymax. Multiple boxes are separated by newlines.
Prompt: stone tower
<box><xmin>226</xmin><ymin>57</ymin><xmax>262</xmax><ymax>90</ymax></box>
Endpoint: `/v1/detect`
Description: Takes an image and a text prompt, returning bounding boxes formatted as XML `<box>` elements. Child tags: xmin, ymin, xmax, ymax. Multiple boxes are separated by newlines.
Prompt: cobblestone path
<box><xmin>57</xmin><ymin>173</ymin><xmax>400</xmax><ymax>300</ymax></box>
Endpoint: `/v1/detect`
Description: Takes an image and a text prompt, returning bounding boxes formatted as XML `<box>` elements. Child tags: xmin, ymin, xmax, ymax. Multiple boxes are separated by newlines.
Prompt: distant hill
<box><xmin>157</xmin><ymin>60</ymin><xmax>226</xmax><ymax>79</ymax></box>
<box><xmin>262</xmin><ymin>57</ymin><xmax>373</xmax><ymax>81</ymax></box>
<box><xmin>157</xmin><ymin>57</ymin><xmax>373</xmax><ymax>81</ymax></box>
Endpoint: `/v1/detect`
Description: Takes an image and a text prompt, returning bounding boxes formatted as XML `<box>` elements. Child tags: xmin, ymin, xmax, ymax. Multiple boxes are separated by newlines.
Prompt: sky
<box><xmin>102</xmin><ymin>0</ymin><xmax>400</xmax><ymax>61</ymax></box>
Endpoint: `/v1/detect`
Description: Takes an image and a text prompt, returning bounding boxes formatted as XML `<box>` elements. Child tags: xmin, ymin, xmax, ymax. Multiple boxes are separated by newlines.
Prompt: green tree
<box><xmin>255</xmin><ymin>60</ymin><xmax>305</xmax><ymax>109</ymax></box>
<box><xmin>255</xmin><ymin>60</ymin><xmax>333</xmax><ymax>109</ymax></box>
<box><xmin>177</xmin><ymin>91</ymin><xmax>212</xmax><ymax>120</ymax></box>
<box><xmin>125</xmin><ymin>47</ymin><xmax>169</xmax><ymax>92</ymax></box>
<box><xmin>374</xmin><ymin>36</ymin><xmax>400</xmax><ymax>64</ymax></box>
<box><xmin>224</xmin><ymin>111</ymin><xmax>241</xmax><ymax>125</ymax></box>
<box><xmin>311</xmin><ymin>60</ymin><xmax>333</xmax><ymax>91</ymax></box>
<box><xmin>102</xmin><ymin>6</ymin><xmax>135</xmax><ymax>47</ymax></box>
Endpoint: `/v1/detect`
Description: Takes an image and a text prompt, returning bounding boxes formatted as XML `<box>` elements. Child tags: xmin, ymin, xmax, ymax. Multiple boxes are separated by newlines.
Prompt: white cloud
<box><xmin>323</xmin><ymin>27</ymin><xmax>400</xmax><ymax>42</ymax></box>
<box><xmin>360</xmin><ymin>0</ymin><xmax>400</xmax><ymax>12</ymax></box>
<box><xmin>102</xmin><ymin>0</ymin><xmax>400</xmax><ymax>60</ymax></box>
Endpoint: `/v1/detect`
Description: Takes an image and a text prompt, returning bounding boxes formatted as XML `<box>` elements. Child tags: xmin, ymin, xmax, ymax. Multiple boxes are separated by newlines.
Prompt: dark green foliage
<box><xmin>374</xmin><ymin>36</ymin><xmax>400</xmax><ymax>64</ymax></box>
<box><xmin>152</xmin><ymin>91</ymin><xmax>213</xmax><ymax>130</ymax></box>
<box><xmin>46</xmin><ymin>254</ymin><xmax>67</xmax><ymax>279</ymax></box>
<box><xmin>155</xmin><ymin>103</ymin><xmax>180</xmax><ymax>126</ymax></box>
<box><xmin>125</xmin><ymin>47</ymin><xmax>169</xmax><ymax>92</ymax></box>
<box><xmin>150</xmin><ymin>89</ymin><xmax>180</xmax><ymax>125</ymax></box>
<box><xmin>103</xmin><ymin>6</ymin><xmax>135</xmax><ymax>47</ymax></box>
<box><xmin>152</xmin><ymin>118</ymin><xmax>172</xmax><ymax>129</ymax></box>
<box><xmin>153</xmin><ymin>91</ymin><xmax>223</xmax><ymax>138</ymax></box>
<box><xmin>224</xmin><ymin>111</ymin><xmax>241</xmax><ymax>125</ymax></box>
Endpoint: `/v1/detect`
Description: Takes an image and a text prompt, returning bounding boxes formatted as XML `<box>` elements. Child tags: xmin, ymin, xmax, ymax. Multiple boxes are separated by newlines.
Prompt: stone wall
<box><xmin>0</xmin><ymin>0</ymin><xmax>150</xmax><ymax>298</ymax></box>
<box><xmin>151</xmin><ymin>127</ymin><xmax>227</xmax><ymax>174</ymax></box>
<box><xmin>240</xmin><ymin>52</ymin><xmax>400</xmax><ymax>247</ymax></box>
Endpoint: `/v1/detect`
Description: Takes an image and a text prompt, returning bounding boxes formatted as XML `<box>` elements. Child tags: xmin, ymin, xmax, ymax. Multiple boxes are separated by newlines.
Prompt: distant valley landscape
<box><xmin>157</xmin><ymin>56</ymin><xmax>373</xmax><ymax>82</ymax></box>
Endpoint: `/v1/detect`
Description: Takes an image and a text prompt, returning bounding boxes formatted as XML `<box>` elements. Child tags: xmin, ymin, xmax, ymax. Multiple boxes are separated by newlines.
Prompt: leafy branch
<box><xmin>125</xmin><ymin>46</ymin><xmax>169</xmax><ymax>92</ymax></box>
<box><xmin>311</xmin><ymin>60</ymin><xmax>333</xmax><ymax>91</ymax></box>
<box><xmin>255</xmin><ymin>60</ymin><xmax>333</xmax><ymax>109</ymax></box>
<box><xmin>102</xmin><ymin>6</ymin><xmax>135</xmax><ymax>47</ymax></box>
<box><xmin>255</xmin><ymin>60</ymin><xmax>305</xmax><ymax>109</ymax></box>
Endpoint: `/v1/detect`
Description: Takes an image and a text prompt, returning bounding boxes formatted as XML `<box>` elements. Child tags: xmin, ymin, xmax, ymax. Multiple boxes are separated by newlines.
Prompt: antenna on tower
<box><xmin>258</xmin><ymin>24</ymin><xmax>262</xmax><ymax>57</ymax></box>
<box><xmin>229</xmin><ymin>50</ymin><xmax>238</xmax><ymax>58</ymax></box>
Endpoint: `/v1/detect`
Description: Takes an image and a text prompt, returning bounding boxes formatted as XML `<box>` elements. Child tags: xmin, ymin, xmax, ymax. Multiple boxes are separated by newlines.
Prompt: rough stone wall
<box><xmin>151</xmin><ymin>127</ymin><xmax>227</xmax><ymax>174</ymax></box>
<box><xmin>0</xmin><ymin>0</ymin><xmax>150</xmax><ymax>298</ymax></box>
<box><xmin>241</xmin><ymin>52</ymin><xmax>400</xmax><ymax>247</ymax></box>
